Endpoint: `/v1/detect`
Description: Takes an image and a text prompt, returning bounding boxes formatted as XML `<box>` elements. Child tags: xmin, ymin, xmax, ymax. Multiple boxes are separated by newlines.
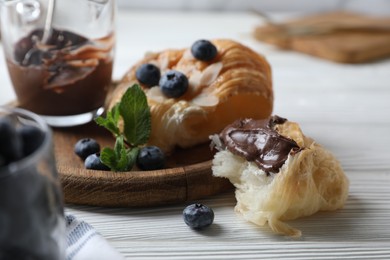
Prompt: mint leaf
<box><xmin>96</xmin><ymin>84</ymin><xmax>152</xmax><ymax>172</ymax></box>
<box><xmin>119</xmin><ymin>84</ymin><xmax>151</xmax><ymax>147</ymax></box>
<box><xmin>95</xmin><ymin>103</ymin><xmax>120</xmax><ymax>136</ymax></box>
<box><xmin>100</xmin><ymin>136</ymin><xmax>135</xmax><ymax>171</ymax></box>
<box><xmin>100</xmin><ymin>147</ymin><xmax>117</xmax><ymax>170</ymax></box>
<box><xmin>113</xmin><ymin>136</ymin><xmax>130</xmax><ymax>170</ymax></box>
<box><xmin>127</xmin><ymin>147</ymin><xmax>139</xmax><ymax>170</ymax></box>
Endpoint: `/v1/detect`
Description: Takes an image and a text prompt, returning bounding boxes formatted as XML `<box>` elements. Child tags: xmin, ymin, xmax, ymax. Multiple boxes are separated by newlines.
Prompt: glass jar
<box><xmin>0</xmin><ymin>0</ymin><xmax>116</xmax><ymax>127</ymax></box>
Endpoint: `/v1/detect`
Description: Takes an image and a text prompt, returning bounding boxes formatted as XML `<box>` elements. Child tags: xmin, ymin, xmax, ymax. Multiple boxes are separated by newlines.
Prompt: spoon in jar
<box><xmin>41</xmin><ymin>0</ymin><xmax>55</xmax><ymax>44</ymax></box>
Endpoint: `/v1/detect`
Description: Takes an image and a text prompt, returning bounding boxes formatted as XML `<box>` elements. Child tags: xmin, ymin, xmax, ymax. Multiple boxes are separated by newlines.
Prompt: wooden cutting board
<box><xmin>53</xmin><ymin>123</ymin><xmax>232</xmax><ymax>207</ymax></box>
<box><xmin>254</xmin><ymin>11</ymin><xmax>390</xmax><ymax>63</ymax></box>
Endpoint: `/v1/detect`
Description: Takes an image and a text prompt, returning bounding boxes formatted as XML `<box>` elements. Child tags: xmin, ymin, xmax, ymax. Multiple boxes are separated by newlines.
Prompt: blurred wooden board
<box><xmin>53</xmin><ymin>123</ymin><xmax>232</xmax><ymax>207</ymax></box>
<box><xmin>254</xmin><ymin>11</ymin><xmax>390</xmax><ymax>63</ymax></box>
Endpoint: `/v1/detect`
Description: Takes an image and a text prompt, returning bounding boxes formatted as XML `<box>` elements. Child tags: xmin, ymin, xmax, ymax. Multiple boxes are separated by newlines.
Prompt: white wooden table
<box><xmin>1</xmin><ymin>10</ymin><xmax>390</xmax><ymax>259</ymax></box>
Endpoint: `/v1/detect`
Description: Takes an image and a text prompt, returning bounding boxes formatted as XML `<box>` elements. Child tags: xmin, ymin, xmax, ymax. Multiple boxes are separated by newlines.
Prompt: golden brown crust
<box><xmin>108</xmin><ymin>39</ymin><xmax>273</xmax><ymax>153</ymax></box>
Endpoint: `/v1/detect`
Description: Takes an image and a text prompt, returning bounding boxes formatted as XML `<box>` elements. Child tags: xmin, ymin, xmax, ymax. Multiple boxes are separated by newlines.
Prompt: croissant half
<box><xmin>108</xmin><ymin>39</ymin><xmax>273</xmax><ymax>153</ymax></box>
<box><xmin>211</xmin><ymin>117</ymin><xmax>349</xmax><ymax>237</ymax></box>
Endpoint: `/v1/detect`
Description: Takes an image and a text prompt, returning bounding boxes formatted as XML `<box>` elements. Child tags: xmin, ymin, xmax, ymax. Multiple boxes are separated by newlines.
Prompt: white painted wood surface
<box><xmin>1</xmin><ymin>10</ymin><xmax>390</xmax><ymax>259</ymax></box>
<box><xmin>116</xmin><ymin>0</ymin><xmax>390</xmax><ymax>16</ymax></box>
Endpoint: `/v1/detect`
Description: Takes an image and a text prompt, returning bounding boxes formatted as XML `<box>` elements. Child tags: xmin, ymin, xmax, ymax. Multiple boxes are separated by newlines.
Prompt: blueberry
<box><xmin>136</xmin><ymin>146</ymin><xmax>165</xmax><ymax>171</ymax></box>
<box><xmin>191</xmin><ymin>40</ymin><xmax>218</xmax><ymax>61</ymax></box>
<box><xmin>74</xmin><ymin>138</ymin><xmax>100</xmax><ymax>160</ymax></box>
<box><xmin>17</xmin><ymin>125</ymin><xmax>44</xmax><ymax>156</ymax></box>
<box><xmin>159</xmin><ymin>70</ymin><xmax>189</xmax><ymax>98</ymax></box>
<box><xmin>136</xmin><ymin>63</ymin><xmax>161</xmax><ymax>87</ymax></box>
<box><xmin>84</xmin><ymin>153</ymin><xmax>110</xmax><ymax>171</ymax></box>
<box><xmin>0</xmin><ymin>117</ymin><xmax>23</xmax><ymax>164</ymax></box>
<box><xmin>183</xmin><ymin>203</ymin><xmax>214</xmax><ymax>229</ymax></box>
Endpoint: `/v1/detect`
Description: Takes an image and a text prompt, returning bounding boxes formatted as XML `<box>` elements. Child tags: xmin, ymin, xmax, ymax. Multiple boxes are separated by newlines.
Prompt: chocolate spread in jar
<box><xmin>6</xmin><ymin>29</ymin><xmax>114</xmax><ymax>116</ymax></box>
<box><xmin>220</xmin><ymin>116</ymin><xmax>301</xmax><ymax>174</ymax></box>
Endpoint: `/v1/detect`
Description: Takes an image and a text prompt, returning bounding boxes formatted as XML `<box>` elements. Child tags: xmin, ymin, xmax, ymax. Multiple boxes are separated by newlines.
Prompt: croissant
<box><xmin>211</xmin><ymin>116</ymin><xmax>349</xmax><ymax>237</ymax></box>
<box><xmin>108</xmin><ymin>39</ymin><xmax>273</xmax><ymax>153</ymax></box>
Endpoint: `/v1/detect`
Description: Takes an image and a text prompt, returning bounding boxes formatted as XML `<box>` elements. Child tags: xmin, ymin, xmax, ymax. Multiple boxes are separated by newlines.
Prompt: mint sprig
<box><xmin>100</xmin><ymin>136</ymin><xmax>135</xmax><ymax>171</ymax></box>
<box><xmin>95</xmin><ymin>103</ymin><xmax>120</xmax><ymax>136</ymax></box>
<box><xmin>95</xmin><ymin>84</ymin><xmax>151</xmax><ymax>171</ymax></box>
<box><xmin>119</xmin><ymin>83</ymin><xmax>151</xmax><ymax>146</ymax></box>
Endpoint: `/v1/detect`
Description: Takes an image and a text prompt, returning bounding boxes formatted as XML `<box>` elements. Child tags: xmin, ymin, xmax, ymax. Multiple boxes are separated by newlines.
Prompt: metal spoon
<box><xmin>41</xmin><ymin>0</ymin><xmax>55</xmax><ymax>44</ymax></box>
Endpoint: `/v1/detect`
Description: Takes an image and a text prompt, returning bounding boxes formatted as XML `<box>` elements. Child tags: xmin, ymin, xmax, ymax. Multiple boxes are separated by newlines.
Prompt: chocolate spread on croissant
<box><xmin>220</xmin><ymin>116</ymin><xmax>301</xmax><ymax>174</ymax></box>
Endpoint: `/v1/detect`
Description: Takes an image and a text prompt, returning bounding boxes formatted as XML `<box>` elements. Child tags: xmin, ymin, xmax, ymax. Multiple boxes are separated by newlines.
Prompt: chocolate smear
<box><xmin>220</xmin><ymin>116</ymin><xmax>301</xmax><ymax>174</ymax></box>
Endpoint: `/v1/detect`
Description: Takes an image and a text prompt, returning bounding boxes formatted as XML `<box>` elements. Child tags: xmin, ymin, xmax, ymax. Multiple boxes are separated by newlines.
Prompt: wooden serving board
<box><xmin>254</xmin><ymin>11</ymin><xmax>390</xmax><ymax>63</ymax></box>
<box><xmin>53</xmin><ymin>123</ymin><xmax>233</xmax><ymax>207</ymax></box>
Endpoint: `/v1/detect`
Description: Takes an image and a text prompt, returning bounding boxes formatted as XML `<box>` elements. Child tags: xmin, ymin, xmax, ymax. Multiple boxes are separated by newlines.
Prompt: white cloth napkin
<box><xmin>65</xmin><ymin>215</ymin><xmax>125</xmax><ymax>260</ymax></box>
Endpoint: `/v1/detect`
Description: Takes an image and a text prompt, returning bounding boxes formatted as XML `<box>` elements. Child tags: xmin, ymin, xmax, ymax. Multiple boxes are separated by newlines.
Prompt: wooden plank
<box><xmin>254</xmin><ymin>11</ymin><xmax>390</xmax><ymax>63</ymax></box>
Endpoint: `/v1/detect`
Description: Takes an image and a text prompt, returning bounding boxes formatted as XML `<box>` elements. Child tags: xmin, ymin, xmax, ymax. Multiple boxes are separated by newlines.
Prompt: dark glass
<box><xmin>0</xmin><ymin>107</ymin><xmax>65</xmax><ymax>260</ymax></box>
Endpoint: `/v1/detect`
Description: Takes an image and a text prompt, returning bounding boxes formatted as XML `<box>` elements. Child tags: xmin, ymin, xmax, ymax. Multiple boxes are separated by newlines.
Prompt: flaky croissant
<box><xmin>108</xmin><ymin>39</ymin><xmax>273</xmax><ymax>153</ymax></box>
<box><xmin>211</xmin><ymin>117</ymin><xmax>349</xmax><ymax>237</ymax></box>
